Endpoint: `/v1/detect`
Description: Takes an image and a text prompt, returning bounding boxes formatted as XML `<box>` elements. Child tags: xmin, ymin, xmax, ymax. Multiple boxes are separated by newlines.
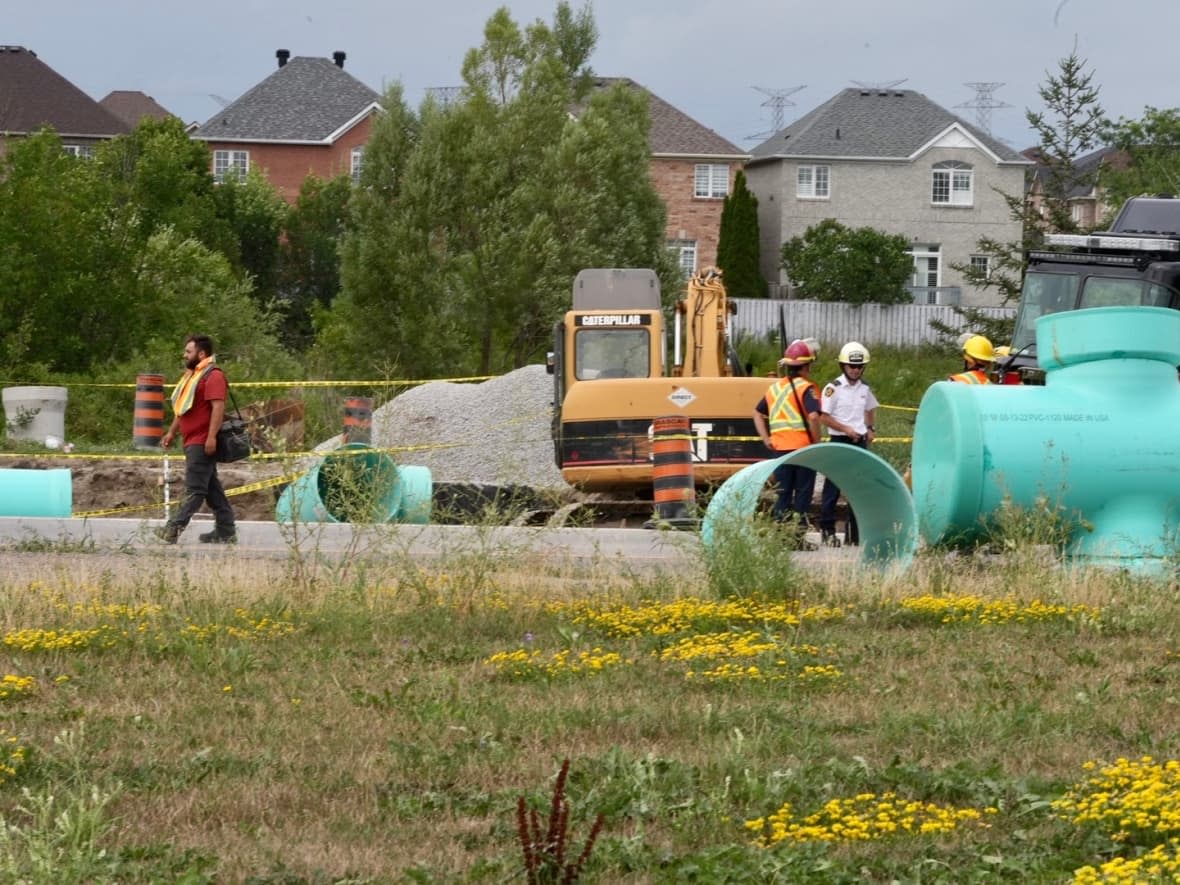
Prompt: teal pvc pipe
<box><xmin>0</xmin><ymin>468</ymin><xmax>72</xmax><ymax>517</ymax></box>
<box><xmin>276</xmin><ymin>444</ymin><xmax>402</xmax><ymax>524</ymax></box>
<box><xmin>702</xmin><ymin>444</ymin><xmax>918</xmax><ymax>568</ymax></box>
<box><xmin>913</xmin><ymin>306</ymin><xmax>1180</xmax><ymax>570</ymax></box>
<box><xmin>394</xmin><ymin>465</ymin><xmax>433</xmax><ymax>524</ymax></box>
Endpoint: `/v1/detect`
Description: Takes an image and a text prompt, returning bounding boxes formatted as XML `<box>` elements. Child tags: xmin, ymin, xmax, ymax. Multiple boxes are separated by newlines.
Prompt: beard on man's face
<box><xmin>185</xmin><ymin>355</ymin><xmax>200</xmax><ymax>370</ymax></box>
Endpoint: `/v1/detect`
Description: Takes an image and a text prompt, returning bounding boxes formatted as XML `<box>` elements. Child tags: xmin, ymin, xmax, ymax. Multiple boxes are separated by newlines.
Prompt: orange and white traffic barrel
<box><xmin>133</xmin><ymin>374</ymin><xmax>166</xmax><ymax>449</ymax></box>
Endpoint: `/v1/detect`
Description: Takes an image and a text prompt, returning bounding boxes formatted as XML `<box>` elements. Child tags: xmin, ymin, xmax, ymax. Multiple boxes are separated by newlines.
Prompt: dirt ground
<box><xmin>5</xmin><ymin>457</ymin><xmax>288</xmax><ymax>521</ymax></box>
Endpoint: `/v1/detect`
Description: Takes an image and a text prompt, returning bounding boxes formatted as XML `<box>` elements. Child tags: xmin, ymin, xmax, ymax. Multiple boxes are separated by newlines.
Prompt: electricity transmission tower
<box><xmin>425</xmin><ymin>86</ymin><xmax>463</xmax><ymax>107</ymax></box>
<box><xmin>955</xmin><ymin>82</ymin><xmax>1010</xmax><ymax>135</ymax></box>
<box><xmin>746</xmin><ymin>85</ymin><xmax>805</xmax><ymax>141</ymax></box>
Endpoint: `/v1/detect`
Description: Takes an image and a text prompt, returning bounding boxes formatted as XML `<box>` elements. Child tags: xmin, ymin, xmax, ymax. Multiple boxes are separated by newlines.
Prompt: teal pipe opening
<box><xmin>702</xmin><ymin>444</ymin><xmax>917</xmax><ymax>568</ymax></box>
<box><xmin>276</xmin><ymin>444</ymin><xmax>432</xmax><ymax>525</ymax></box>
<box><xmin>0</xmin><ymin>468</ymin><xmax>72</xmax><ymax>517</ymax></box>
<box><xmin>913</xmin><ymin>306</ymin><xmax>1180</xmax><ymax>572</ymax></box>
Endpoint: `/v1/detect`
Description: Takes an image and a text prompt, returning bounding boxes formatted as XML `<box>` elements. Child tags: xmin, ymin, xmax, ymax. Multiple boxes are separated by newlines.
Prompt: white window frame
<box><xmin>796</xmin><ymin>164</ymin><xmax>830</xmax><ymax>199</ymax></box>
<box><xmin>63</xmin><ymin>144</ymin><xmax>95</xmax><ymax>160</ymax></box>
<box><xmin>969</xmin><ymin>254</ymin><xmax>991</xmax><ymax>281</ymax></box>
<box><xmin>214</xmin><ymin>149</ymin><xmax>250</xmax><ymax>182</ymax></box>
<box><xmin>931</xmin><ymin>161</ymin><xmax>973</xmax><ymax>206</ymax></box>
<box><xmin>350</xmin><ymin>146</ymin><xmax>365</xmax><ymax>184</ymax></box>
<box><xmin>667</xmin><ymin>238</ymin><xmax>697</xmax><ymax>275</ymax></box>
<box><xmin>693</xmin><ymin>164</ymin><xmax>729</xmax><ymax>199</ymax></box>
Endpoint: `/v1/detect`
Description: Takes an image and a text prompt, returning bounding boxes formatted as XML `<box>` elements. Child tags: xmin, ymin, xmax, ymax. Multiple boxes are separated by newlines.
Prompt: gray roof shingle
<box><xmin>592</xmin><ymin>78</ymin><xmax>746</xmax><ymax>158</ymax></box>
<box><xmin>193</xmin><ymin>56</ymin><xmax>380</xmax><ymax>143</ymax></box>
<box><xmin>0</xmin><ymin>45</ymin><xmax>128</xmax><ymax>138</ymax></box>
<box><xmin>749</xmin><ymin>88</ymin><xmax>1027</xmax><ymax>164</ymax></box>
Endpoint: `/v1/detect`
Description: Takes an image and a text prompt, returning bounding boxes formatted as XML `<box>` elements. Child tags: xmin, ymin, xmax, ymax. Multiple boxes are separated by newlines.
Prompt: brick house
<box><xmin>99</xmin><ymin>90</ymin><xmax>178</xmax><ymax>129</ymax></box>
<box><xmin>0</xmin><ymin>45</ymin><xmax>128</xmax><ymax>159</ymax></box>
<box><xmin>191</xmin><ymin>50</ymin><xmax>380</xmax><ymax>203</ymax></box>
<box><xmin>593</xmin><ymin>78</ymin><xmax>748</xmax><ymax>274</ymax></box>
<box><xmin>744</xmin><ymin>88</ymin><xmax>1033</xmax><ymax>307</ymax></box>
<box><xmin>1024</xmin><ymin>145</ymin><xmax>1128</xmax><ymax>231</ymax></box>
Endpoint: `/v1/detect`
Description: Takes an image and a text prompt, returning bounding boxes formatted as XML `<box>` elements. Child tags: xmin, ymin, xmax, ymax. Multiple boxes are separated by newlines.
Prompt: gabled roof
<box><xmin>1024</xmin><ymin>145</ymin><xmax>1128</xmax><ymax>198</ymax></box>
<box><xmin>100</xmin><ymin>90</ymin><xmax>175</xmax><ymax>128</ymax></box>
<box><xmin>592</xmin><ymin>78</ymin><xmax>746</xmax><ymax>159</ymax></box>
<box><xmin>192</xmin><ymin>55</ymin><xmax>380</xmax><ymax>144</ymax></box>
<box><xmin>0</xmin><ymin>45</ymin><xmax>128</xmax><ymax>138</ymax></box>
<box><xmin>749</xmin><ymin>88</ymin><xmax>1027</xmax><ymax>165</ymax></box>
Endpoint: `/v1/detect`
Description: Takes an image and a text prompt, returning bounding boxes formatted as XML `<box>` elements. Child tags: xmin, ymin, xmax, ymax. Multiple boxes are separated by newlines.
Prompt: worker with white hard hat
<box><xmin>817</xmin><ymin>341</ymin><xmax>878</xmax><ymax>546</ymax></box>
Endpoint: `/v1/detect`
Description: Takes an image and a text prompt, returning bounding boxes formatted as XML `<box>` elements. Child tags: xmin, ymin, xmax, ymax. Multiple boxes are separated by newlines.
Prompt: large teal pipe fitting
<box><xmin>914</xmin><ymin>306</ymin><xmax>1180</xmax><ymax>570</ymax></box>
<box><xmin>0</xmin><ymin>468</ymin><xmax>72</xmax><ymax>517</ymax></box>
<box><xmin>702</xmin><ymin>444</ymin><xmax>918</xmax><ymax>567</ymax></box>
<box><xmin>276</xmin><ymin>444</ymin><xmax>432</xmax><ymax>524</ymax></box>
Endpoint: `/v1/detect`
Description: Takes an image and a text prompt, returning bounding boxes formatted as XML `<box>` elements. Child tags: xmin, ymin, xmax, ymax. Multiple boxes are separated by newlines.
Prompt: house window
<box><xmin>796</xmin><ymin>164</ymin><xmax>830</xmax><ymax>199</ymax></box>
<box><xmin>694</xmin><ymin>164</ymin><xmax>729</xmax><ymax>199</ymax></box>
<box><xmin>350</xmin><ymin>146</ymin><xmax>365</xmax><ymax>184</ymax></box>
<box><xmin>931</xmin><ymin>161</ymin><xmax>973</xmax><ymax>206</ymax></box>
<box><xmin>667</xmin><ymin>238</ymin><xmax>697</xmax><ymax>275</ymax></box>
<box><xmin>970</xmin><ymin>255</ymin><xmax>991</xmax><ymax>280</ymax></box>
<box><xmin>213</xmin><ymin>150</ymin><xmax>249</xmax><ymax>182</ymax></box>
<box><xmin>63</xmin><ymin>144</ymin><xmax>95</xmax><ymax>160</ymax></box>
<box><xmin>909</xmin><ymin>244</ymin><xmax>941</xmax><ymax>302</ymax></box>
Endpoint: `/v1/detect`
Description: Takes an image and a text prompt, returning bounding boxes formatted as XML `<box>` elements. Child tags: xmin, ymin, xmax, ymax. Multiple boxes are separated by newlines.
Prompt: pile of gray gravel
<box><xmin>369</xmin><ymin>365</ymin><xmax>571</xmax><ymax>492</ymax></box>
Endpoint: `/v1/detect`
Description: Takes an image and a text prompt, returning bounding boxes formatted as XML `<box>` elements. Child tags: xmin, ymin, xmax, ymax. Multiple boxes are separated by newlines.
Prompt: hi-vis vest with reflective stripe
<box><xmin>949</xmin><ymin>369</ymin><xmax>990</xmax><ymax>384</ymax></box>
<box><xmin>765</xmin><ymin>377</ymin><xmax>817</xmax><ymax>451</ymax></box>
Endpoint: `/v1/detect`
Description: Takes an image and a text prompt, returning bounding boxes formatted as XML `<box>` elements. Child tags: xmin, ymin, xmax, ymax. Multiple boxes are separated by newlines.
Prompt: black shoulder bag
<box><xmin>215</xmin><ymin>379</ymin><xmax>252</xmax><ymax>463</ymax></box>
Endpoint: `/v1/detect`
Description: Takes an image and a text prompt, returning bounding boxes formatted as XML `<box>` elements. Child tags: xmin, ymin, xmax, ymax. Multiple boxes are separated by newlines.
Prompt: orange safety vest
<box><xmin>765</xmin><ymin>377</ymin><xmax>818</xmax><ymax>451</ymax></box>
<box><xmin>949</xmin><ymin>369</ymin><xmax>990</xmax><ymax>384</ymax></box>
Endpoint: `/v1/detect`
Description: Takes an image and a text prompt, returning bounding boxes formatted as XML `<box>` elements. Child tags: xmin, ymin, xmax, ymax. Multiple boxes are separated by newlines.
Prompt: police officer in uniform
<box><xmin>818</xmin><ymin>341</ymin><xmax>878</xmax><ymax>546</ymax></box>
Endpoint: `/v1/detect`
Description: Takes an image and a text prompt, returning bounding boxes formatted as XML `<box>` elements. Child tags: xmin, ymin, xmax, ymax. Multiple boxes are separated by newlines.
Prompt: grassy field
<box><xmin>0</xmin><ymin>522</ymin><xmax>1177</xmax><ymax>882</ymax></box>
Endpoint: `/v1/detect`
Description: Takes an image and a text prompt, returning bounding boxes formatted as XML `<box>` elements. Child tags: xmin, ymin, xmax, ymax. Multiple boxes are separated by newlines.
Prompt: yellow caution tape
<box><xmin>880</xmin><ymin>404</ymin><xmax>919</xmax><ymax>413</ymax></box>
<box><xmin>0</xmin><ymin>376</ymin><xmax>496</xmax><ymax>390</ymax></box>
<box><xmin>72</xmin><ymin>473</ymin><xmax>300</xmax><ymax>518</ymax></box>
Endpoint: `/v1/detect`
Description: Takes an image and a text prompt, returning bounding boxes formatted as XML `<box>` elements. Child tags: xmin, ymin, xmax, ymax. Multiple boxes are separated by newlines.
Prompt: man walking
<box><xmin>818</xmin><ymin>342</ymin><xmax>878</xmax><ymax>546</ymax></box>
<box><xmin>155</xmin><ymin>334</ymin><xmax>237</xmax><ymax>544</ymax></box>
<box><xmin>752</xmin><ymin>339</ymin><xmax>822</xmax><ymax>536</ymax></box>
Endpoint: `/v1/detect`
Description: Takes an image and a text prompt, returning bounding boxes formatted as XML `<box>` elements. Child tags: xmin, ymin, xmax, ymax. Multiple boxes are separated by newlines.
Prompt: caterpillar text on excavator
<box><xmin>547</xmin><ymin>267</ymin><xmax>771</xmax><ymax>494</ymax></box>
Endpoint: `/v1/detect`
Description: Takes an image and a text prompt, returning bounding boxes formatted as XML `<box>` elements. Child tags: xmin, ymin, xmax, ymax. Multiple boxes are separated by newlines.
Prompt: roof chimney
<box><xmin>276</xmin><ymin>49</ymin><xmax>290</xmax><ymax>68</ymax></box>
<box><xmin>333</xmin><ymin>51</ymin><xmax>346</xmax><ymax>68</ymax></box>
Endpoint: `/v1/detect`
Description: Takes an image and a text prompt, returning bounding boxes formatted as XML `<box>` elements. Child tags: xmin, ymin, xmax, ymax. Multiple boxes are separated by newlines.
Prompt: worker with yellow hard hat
<box><xmin>949</xmin><ymin>334</ymin><xmax>995</xmax><ymax>384</ymax></box>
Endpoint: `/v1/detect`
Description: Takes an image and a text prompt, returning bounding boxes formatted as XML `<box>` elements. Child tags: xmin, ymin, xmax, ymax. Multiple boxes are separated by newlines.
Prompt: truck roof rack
<box><xmin>1043</xmin><ymin>232</ymin><xmax>1180</xmax><ymax>253</ymax></box>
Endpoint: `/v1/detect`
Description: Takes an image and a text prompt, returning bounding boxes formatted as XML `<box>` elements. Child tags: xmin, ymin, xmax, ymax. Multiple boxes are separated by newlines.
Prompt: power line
<box><xmin>850</xmin><ymin>79</ymin><xmax>908</xmax><ymax>91</ymax></box>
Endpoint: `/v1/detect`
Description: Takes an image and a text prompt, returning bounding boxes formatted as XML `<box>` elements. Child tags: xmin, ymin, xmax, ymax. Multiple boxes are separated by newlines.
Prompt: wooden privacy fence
<box><xmin>730</xmin><ymin>299</ymin><xmax>1016</xmax><ymax>348</ymax></box>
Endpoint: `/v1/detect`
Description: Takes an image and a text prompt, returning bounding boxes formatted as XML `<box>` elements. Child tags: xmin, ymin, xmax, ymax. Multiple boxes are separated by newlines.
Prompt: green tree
<box><xmin>955</xmin><ymin>50</ymin><xmax>1107</xmax><ymax>304</ymax></box>
<box><xmin>715</xmin><ymin>170</ymin><xmax>767</xmax><ymax>298</ymax></box>
<box><xmin>320</xmin><ymin>2</ymin><xmax>674</xmax><ymax>378</ymax></box>
<box><xmin>1026</xmin><ymin>48</ymin><xmax>1108</xmax><ymax>233</ymax></box>
<box><xmin>1100</xmin><ymin>106</ymin><xmax>1180</xmax><ymax>211</ymax></box>
<box><xmin>277</xmin><ymin>174</ymin><xmax>352</xmax><ymax>350</ymax></box>
<box><xmin>0</xmin><ymin>128</ymin><xmax>290</xmax><ymax>376</ymax></box>
<box><xmin>779</xmin><ymin>219</ymin><xmax>912</xmax><ymax>304</ymax></box>
<box><xmin>213</xmin><ymin>169</ymin><xmax>289</xmax><ymax>308</ymax></box>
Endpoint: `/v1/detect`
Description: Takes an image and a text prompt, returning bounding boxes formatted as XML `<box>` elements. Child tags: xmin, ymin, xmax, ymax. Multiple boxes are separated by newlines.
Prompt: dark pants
<box><xmin>771</xmin><ymin>458</ymin><xmax>817</xmax><ymax>524</ymax></box>
<box><xmin>169</xmin><ymin>445</ymin><xmax>235</xmax><ymax>534</ymax></box>
<box><xmin>820</xmin><ymin>435</ymin><xmax>866</xmax><ymax>543</ymax></box>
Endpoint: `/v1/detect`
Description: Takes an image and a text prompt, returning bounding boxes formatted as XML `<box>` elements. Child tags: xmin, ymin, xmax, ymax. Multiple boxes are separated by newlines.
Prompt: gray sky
<box><xmin>9</xmin><ymin>0</ymin><xmax>1180</xmax><ymax>153</ymax></box>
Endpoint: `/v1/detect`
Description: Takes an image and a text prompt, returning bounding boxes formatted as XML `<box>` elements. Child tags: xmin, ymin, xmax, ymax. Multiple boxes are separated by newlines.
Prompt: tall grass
<box><xmin>0</xmin><ymin>528</ymin><xmax>1175</xmax><ymax>881</ymax></box>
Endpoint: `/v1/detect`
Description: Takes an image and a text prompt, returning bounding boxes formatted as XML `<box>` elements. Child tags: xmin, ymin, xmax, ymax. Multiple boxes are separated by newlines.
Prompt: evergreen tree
<box><xmin>1026</xmin><ymin>48</ymin><xmax>1107</xmax><ymax>233</ymax></box>
<box><xmin>954</xmin><ymin>49</ymin><xmax>1107</xmax><ymax>304</ymax></box>
<box><xmin>715</xmin><ymin>170</ymin><xmax>767</xmax><ymax>298</ymax></box>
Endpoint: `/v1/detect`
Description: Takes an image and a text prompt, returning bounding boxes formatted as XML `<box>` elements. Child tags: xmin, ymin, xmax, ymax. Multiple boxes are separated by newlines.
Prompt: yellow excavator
<box><xmin>547</xmin><ymin>267</ymin><xmax>772</xmax><ymax>493</ymax></box>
